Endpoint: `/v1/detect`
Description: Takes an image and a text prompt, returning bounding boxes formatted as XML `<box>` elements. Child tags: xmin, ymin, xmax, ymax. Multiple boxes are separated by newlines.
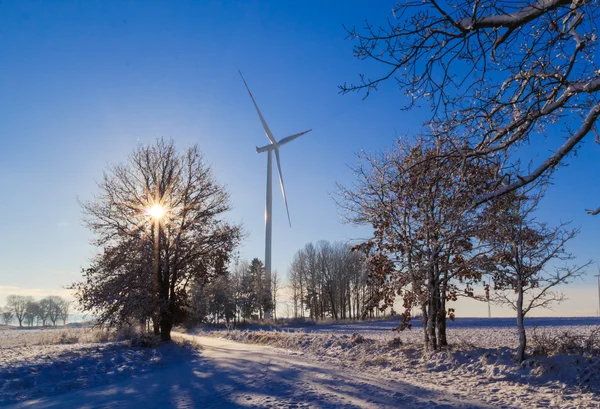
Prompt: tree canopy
<box><xmin>70</xmin><ymin>139</ymin><xmax>242</xmax><ymax>340</ymax></box>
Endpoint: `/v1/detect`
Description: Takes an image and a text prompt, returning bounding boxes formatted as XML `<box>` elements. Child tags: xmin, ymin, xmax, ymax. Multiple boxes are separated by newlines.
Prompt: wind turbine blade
<box><xmin>277</xmin><ymin>129</ymin><xmax>312</xmax><ymax>147</ymax></box>
<box><xmin>238</xmin><ymin>70</ymin><xmax>277</xmax><ymax>145</ymax></box>
<box><xmin>274</xmin><ymin>148</ymin><xmax>291</xmax><ymax>228</ymax></box>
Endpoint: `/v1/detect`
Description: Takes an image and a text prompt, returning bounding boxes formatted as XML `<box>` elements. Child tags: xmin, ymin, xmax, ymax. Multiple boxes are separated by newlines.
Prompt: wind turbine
<box><xmin>239</xmin><ymin>71</ymin><xmax>311</xmax><ymax>318</ymax></box>
<box><xmin>595</xmin><ymin>266</ymin><xmax>600</xmax><ymax>317</ymax></box>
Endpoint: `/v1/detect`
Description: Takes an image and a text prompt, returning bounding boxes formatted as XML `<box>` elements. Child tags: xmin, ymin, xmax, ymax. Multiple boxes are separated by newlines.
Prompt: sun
<box><xmin>147</xmin><ymin>204</ymin><xmax>166</xmax><ymax>220</ymax></box>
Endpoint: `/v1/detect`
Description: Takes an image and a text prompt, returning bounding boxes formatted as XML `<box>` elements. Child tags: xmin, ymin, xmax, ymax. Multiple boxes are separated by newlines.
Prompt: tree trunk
<box><xmin>153</xmin><ymin>315</ymin><xmax>160</xmax><ymax>335</ymax></box>
<box><xmin>516</xmin><ymin>279</ymin><xmax>526</xmax><ymax>362</ymax></box>
<box><xmin>421</xmin><ymin>303</ymin><xmax>430</xmax><ymax>351</ymax></box>
<box><xmin>426</xmin><ymin>279</ymin><xmax>439</xmax><ymax>352</ymax></box>
<box><xmin>437</xmin><ymin>283</ymin><xmax>448</xmax><ymax>348</ymax></box>
<box><xmin>160</xmin><ymin>317</ymin><xmax>172</xmax><ymax>341</ymax></box>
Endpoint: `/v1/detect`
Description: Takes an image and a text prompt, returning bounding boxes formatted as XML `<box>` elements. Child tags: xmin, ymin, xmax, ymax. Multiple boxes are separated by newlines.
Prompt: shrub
<box><xmin>387</xmin><ymin>337</ymin><xmax>403</xmax><ymax>347</ymax></box>
<box><xmin>130</xmin><ymin>333</ymin><xmax>161</xmax><ymax>348</ymax></box>
<box><xmin>531</xmin><ymin>327</ymin><xmax>600</xmax><ymax>357</ymax></box>
<box><xmin>58</xmin><ymin>332</ymin><xmax>80</xmax><ymax>344</ymax></box>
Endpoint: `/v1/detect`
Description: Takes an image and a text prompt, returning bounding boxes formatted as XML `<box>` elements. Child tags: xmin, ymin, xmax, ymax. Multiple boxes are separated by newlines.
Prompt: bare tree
<box><xmin>38</xmin><ymin>298</ymin><xmax>52</xmax><ymax>326</ymax></box>
<box><xmin>59</xmin><ymin>299</ymin><xmax>70</xmax><ymax>325</ymax></box>
<box><xmin>70</xmin><ymin>139</ymin><xmax>242</xmax><ymax>341</ymax></box>
<box><xmin>42</xmin><ymin>296</ymin><xmax>67</xmax><ymax>326</ymax></box>
<box><xmin>342</xmin><ymin>0</ymin><xmax>600</xmax><ymax>211</ymax></box>
<box><xmin>231</xmin><ymin>260</ymin><xmax>250</xmax><ymax>324</ymax></box>
<box><xmin>6</xmin><ymin>295</ymin><xmax>33</xmax><ymax>327</ymax></box>
<box><xmin>24</xmin><ymin>300</ymin><xmax>39</xmax><ymax>327</ymax></box>
<box><xmin>338</xmin><ymin>138</ymin><xmax>495</xmax><ymax>351</ymax></box>
<box><xmin>288</xmin><ymin>241</ymin><xmax>369</xmax><ymax>321</ymax></box>
<box><xmin>289</xmin><ymin>252</ymin><xmax>306</xmax><ymax>318</ymax></box>
<box><xmin>1</xmin><ymin>309</ymin><xmax>14</xmax><ymax>326</ymax></box>
<box><xmin>271</xmin><ymin>269</ymin><xmax>280</xmax><ymax>320</ymax></box>
<box><xmin>482</xmin><ymin>187</ymin><xmax>591</xmax><ymax>361</ymax></box>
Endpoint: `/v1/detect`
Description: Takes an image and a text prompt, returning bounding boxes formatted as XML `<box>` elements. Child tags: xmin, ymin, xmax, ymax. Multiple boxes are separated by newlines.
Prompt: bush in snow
<box><xmin>531</xmin><ymin>327</ymin><xmax>600</xmax><ymax>357</ymax></box>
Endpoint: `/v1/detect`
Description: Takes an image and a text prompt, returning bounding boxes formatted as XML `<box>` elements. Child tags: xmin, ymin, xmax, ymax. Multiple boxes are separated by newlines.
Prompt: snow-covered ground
<box><xmin>195</xmin><ymin>318</ymin><xmax>600</xmax><ymax>408</ymax></box>
<box><xmin>0</xmin><ymin>326</ymin><xmax>102</xmax><ymax>348</ymax></box>
<box><xmin>1</xmin><ymin>318</ymin><xmax>599</xmax><ymax>408</ymax></box>
<box><xmin>0</xmin><ymin>327</ymin><xmax>191</xmax><ymax>406</ymax></box>
<box><xmin>1</xmin><ymin>332</ymin><xmax>491</xmax><ymax>409</ymax></box>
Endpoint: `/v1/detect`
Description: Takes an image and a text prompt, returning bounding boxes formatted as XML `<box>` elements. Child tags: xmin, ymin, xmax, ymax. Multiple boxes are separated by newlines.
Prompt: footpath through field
<box><xmin>4</xmin><ymin>333</ymin><xmax>495</xmax><ymax>409</ymax></box>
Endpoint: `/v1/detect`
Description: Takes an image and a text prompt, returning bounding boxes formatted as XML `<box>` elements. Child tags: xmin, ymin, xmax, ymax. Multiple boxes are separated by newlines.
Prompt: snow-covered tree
<box><xmin>343</xmin><ymin>0</ymin><xmax>600</xmax><ymax>212</ymax></box>
<box><xmin>481</xmin><ymin>186</ymin><xmax>591</xmax><ymax>361</ymax></box>
<box><xmin>339</xmin><ymin>138</ymin><xmax>496</xmax><ymax>351</ymax></box>
<box><xmin>70</xmin><ymin>139</ymin><xmax>242</xmax><ymax>341</ymax></box>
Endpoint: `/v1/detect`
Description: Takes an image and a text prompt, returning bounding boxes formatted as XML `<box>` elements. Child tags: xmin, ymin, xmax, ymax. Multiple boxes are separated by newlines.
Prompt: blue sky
<box><xmin>0</xmin><ymin>1</ymin><xmax>598</xmax><ymax>317</ymax></box>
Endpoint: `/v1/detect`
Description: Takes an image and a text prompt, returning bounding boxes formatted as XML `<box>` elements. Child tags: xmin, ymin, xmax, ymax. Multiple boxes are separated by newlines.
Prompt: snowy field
<box><xmin>196</xmin><ymin>317</ymin><xmax>600</xmax><ymax>408</ymax></box>
<box><xmin>0</xmin><ymin>318</ymin><xmax>599</xmax><ymax>408</ymax></box>
<box><xmin>0</xmin><ymin>326</ymin><xmax>196</xmax><ymax>407</ymax></box>
<box><xmin>286</xmin><ymin>317</ymin><xmax>600</xmax><ymax>348</ymax></box>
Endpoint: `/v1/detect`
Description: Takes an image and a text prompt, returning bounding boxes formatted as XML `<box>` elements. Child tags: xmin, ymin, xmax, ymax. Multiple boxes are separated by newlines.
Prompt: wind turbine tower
<box><xmin>239</xmin><ymin>71</ymin><xmax>312</xmax><ymax>318</ymax></box>
<box><xmin>595</xmin><ymin>267</ymin><xmax>600</xmax><ymax>317</ymax></box>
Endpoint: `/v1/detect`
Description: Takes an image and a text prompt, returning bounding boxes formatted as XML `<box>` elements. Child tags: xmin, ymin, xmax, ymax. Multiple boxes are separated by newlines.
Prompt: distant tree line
<box><xmin>288</xmin><ymin>241</ymin><xmax>382</xmax><ymax>321</ymax></box>
<box><xmin>188</xmin><ymin>258</ymin><xmax>275</xmax><ymax>325</ymax></box>
<box><xmin>186</xmin><ymin>242</ymin><xmax>384</xmax><ymax>325</ymax></box>
<box><xmin>1</xmin><ymin>295</ymin><xmax>70</xmax><ymax>327</ymax></box>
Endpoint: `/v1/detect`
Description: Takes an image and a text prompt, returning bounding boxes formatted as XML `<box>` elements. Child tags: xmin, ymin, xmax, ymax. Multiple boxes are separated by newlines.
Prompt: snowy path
<box><xmin>4</xmin><ymin>333</ymin><xmax>496</xmax><ymax>409</ymax></box>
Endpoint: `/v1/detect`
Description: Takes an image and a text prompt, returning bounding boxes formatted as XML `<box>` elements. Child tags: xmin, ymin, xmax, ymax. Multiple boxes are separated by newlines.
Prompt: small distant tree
<box><xmin>289</xmin><ymin>253</ymin><xmax>306</xmax><ymax>318</ymax></box>
<box><xmin>59</xmin><ymin>299</ymin><xmax>70</xmax><ymax>325</ymax></box>
<box><xmin>230</xmin><ymin>260</ymin><xmax>249</xmax><ymax>324</ymax></box>
<box><xmin>6</xmin><ymin>295</ymin><xmax>33</xmax><ymax>327</ymax></box>
<box><xmin>44</xmin><ymin>296</ymin><xmax>66</xmax><ymax>326</ymax></box>
<box><xmin>24</xmin><ymin>300</ymin><xmax>39</xmax><ymax>327</ymax></box>
<box><xmin>271</xmin><ymin>270</ymin><xmax>280</xmax><ymax>320</ymax></box>
<box><xmin>1</xmin><ymin>309</ymin><xmax>14</xmax><ymax>325</ymax></box>
<box><xmin>482</xmin><ymin>187</ymin><xmax>591</xmax><ymax>361</ymax></box>
<box><xmin>38</xmin><ymin>298</ymin><xmax>52</xmax><ymax>326</ymax></box>
<box><xmin>239</xmin><ymin>263</ymin><xmax>257</xmax><ymax>321</ymax></box>
<box><xmin>248</xmin><ymin>258</ymin><xmax>272</xmax><ymax>319</ymax></box>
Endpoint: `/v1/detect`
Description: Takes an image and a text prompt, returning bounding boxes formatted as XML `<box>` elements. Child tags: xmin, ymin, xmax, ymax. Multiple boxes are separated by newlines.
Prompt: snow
<box><xmin>0</xmin><ymin>329</ymin><xmax>189</xmax><ymax>406</ymax></box>
<box><xmin>2</xmin><ymin>333</ymin><xmax>491</xmax><ymax>409</ymax></box>
<box><xmin>1</xmin><ymin>318</ymin><xmax>599</xmax><ymax>408</ymax></box>
<box><xmin>195</xmin><ymin>318</ymin><xmax>600</xmax><ymax>408</ymax></box>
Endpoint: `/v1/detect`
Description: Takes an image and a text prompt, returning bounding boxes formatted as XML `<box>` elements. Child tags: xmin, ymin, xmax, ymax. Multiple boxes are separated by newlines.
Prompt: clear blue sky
<box><xmin>0</xmin><ymin>1</ymin><xmax>598</xmax><ymax>317</ymax></box>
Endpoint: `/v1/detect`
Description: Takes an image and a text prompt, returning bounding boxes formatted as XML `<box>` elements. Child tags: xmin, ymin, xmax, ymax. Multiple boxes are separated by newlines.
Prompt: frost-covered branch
<box><xmin>342</xmin><ymin>0</ymin><xmax>600</xmax><ymax>213</ymax></box>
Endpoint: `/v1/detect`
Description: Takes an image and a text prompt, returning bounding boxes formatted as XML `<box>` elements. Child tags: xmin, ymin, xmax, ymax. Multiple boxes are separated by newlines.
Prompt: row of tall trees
<box><xmin>288</xmin><ymin>241</ymin><xmax>378</xmax><ymax>321</ymax></box>
<box><xmin>189</xmin><ymin>258</ymin><xmax>275</xmax><ymax>324</ymax></box>
<box><xmin>2</xmin><ymin>295</ymin><xmax>70</xmax><ymax>327</ymax></box>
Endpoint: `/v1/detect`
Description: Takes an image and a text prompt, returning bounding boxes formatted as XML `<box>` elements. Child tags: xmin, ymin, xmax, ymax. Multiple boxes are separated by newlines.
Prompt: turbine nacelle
<box><xmin>256</xmin><ymin>143</ymin><xmax>277</xmax><ymax>153</ymax></box>
<box><xmin>255</xmin><ymin>128</ymin><xmax>312</xmax><ymax>153</ymax></box>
